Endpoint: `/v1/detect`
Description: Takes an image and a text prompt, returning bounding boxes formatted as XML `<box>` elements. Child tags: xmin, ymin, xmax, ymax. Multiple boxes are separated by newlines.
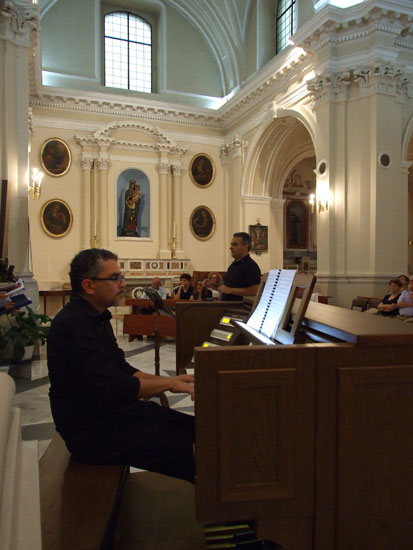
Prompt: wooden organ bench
<box><xmin>40</xmin><ymin>434</ymin><xmax>128</xmax><ymax>550</ymax></box>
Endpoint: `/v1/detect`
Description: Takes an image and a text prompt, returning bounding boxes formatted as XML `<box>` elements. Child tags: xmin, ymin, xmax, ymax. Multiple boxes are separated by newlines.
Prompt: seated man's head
<box><xmin>70</xmin><ymin>248</ymin><xmax>125</xmax><ymax>311</ymax></box>
<box><xmin>180</xmin><ymin>273</ymin><xmax>192</xmax><ymax>289</ymax></box>
<box><xmin>151</xmin><ymin>277</ymin><xmax>162</xmax><ymax>290</ymax></box>
<box><xmin>399</xmin><ymin>274</ymin><xmax>409</xmax><ymax>289</ymax></box>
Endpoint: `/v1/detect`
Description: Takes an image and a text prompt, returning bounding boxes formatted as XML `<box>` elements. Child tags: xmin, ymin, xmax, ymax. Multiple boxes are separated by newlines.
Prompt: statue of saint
<box><xmin>121</xmin><ymin>180</ymin><xmax>141</xmax><ymax>236</ymax></box>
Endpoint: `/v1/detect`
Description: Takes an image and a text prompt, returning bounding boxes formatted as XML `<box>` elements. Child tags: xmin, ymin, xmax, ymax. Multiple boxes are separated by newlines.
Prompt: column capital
<box><xmin>80</xmin><ymin>157</ymin><xmax>95</xmax><ymax>170</ymax></box>
<box><xmin>95</xmin><ymin>158</ymin><xmax>111</xmax><ymax>171</ymax></box>
<box><xmin>220</xmin><ymin>135</ymin><xmax>243</xmax><ymax>161</ymax></box>
<box><xmin>0</xmin><ymin>0</ymin><xmax>40</xmax><ymax>47</ymax></box>
<box><xmin>156</xmin><ymin>162</ymin><xmax>170</xmax><ymax>175</ymax></box>
<box><xmin>171</xmin><ymin>163</ymin><xmax>183</xmax><ymax>177</ymax></box>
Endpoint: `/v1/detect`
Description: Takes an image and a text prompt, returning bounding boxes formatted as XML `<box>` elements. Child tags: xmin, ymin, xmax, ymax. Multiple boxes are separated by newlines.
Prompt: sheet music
<box><xmin>247</xmin><ymin>269</ymin><xmax>296</xmax><ymax>340</ymax></box>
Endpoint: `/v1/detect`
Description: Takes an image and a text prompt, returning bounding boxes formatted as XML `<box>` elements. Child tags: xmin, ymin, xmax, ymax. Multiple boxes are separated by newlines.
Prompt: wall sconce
<box><xmin>29</xmin><ymin>168</ymin><xmax>44</xmax><ymax>199</ymax></box>
<box><xmin>309</xmin><ymin>191</ymin><xmax>329</xmax><ymax>214</ymax></box>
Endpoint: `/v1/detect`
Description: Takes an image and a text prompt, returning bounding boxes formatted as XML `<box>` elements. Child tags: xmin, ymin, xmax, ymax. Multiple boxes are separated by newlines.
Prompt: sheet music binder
<box><xmin>235</xmin><ymin>270</ymin><xmax>316</xmax><ymax>345</ymax></box>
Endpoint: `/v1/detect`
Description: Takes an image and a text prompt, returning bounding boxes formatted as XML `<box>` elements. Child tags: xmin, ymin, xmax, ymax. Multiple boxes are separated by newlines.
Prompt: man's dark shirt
<box><xmin>47</xmin><ymin>294</ymin><xmax>141</xmax><ymax>440</ymax></box>
<box><xmin>222</xmin><ymin>254</ymin><xmax>261</xmax><ymax>301</ymax></box>
<box><xmin>172</xmin><ymin>285</ymin><xmax>194</xmax><ymax>299</ymax></box>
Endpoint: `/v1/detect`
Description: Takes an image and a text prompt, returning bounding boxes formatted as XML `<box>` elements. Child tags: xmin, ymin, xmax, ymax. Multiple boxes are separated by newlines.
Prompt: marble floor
<box><xmin>4</xmin><ymin>333</ymin><xmax>193</xmax><ymax>459</ymax></box>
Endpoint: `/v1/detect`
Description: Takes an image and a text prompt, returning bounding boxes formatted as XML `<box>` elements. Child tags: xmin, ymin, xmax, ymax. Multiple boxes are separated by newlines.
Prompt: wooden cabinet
<box><xmin>178</xmin><ymin>302</ymin><xmax>413</xmax><ymax>549</ymax></box>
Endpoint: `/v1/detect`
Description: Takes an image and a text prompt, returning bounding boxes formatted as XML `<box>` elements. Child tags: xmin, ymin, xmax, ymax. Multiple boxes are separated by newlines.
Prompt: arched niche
<box><xmin>242</xmin><ymin>114</ymin><xmax>316</xmax><ymax>271</ymax></box>
<box><xmin>117</xmin><ymin>169</ymin><xmax>150</xmax><ymax>238</ymax></box>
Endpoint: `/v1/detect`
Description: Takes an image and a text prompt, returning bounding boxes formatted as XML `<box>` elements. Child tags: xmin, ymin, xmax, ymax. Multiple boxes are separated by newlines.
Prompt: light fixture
<box><xmin>29</xmin><ymin>168</ymin><xmax>44</xmax><ymax>199</ymax></box>
<box><xmin>309</xmin><ymin>190</ymin><xmax>329</xmax><ymax>214</ymax></box>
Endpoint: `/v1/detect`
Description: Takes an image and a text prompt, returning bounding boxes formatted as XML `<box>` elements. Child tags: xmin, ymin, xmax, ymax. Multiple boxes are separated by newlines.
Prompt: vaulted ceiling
<box><xmin>38</xmin><ymin>0</ymin><xmax>263</xmax><ymax>93</ymax></box>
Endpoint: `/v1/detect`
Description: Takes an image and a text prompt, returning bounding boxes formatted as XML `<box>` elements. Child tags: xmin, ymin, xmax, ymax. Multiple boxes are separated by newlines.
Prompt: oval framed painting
<box><xmin>40</xmin><ymin>199</ymin><xmax>73</xmax><ymax>238</ymax></box>
<box><xmin>190</xmin><ymin>206</ymin><xmax>216</xmax><ymax>241</ymax></box>
<box><xmin>189</xmin><ymin>153</ymin><xmax>215</xmax><ymax>188</ymax></box>
<box><xmin>40</xmin><ymin>138</ymin><xmax>72</xmax><ymax>177</ymax></box>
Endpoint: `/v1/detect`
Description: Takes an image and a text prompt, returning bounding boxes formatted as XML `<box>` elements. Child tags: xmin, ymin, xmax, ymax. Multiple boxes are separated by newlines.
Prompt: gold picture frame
<box><xmin>189</xmin><ymin>153</ymin><xmax>215</xmax><ymax>188</ymax></box>
<box><xmin>40</xmin><ymin>199</ymin><xmax>73</xmax><ymax>238</ymax></box>
<box><xmin>40</xmin><ymin>138</ymin><xmax>71</xmax><ymax>177</ymax></box>
<box><xmin>190</xmin><ymin>205</ymin><xmax>216</xmax><ymax>241</ymax></box>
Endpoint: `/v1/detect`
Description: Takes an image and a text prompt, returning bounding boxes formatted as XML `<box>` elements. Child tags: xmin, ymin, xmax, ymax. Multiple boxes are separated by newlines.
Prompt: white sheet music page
<box><xmin>247</xmin><ymin>269</ymin><xmax>296</xmax><ymax>340</ymax></box>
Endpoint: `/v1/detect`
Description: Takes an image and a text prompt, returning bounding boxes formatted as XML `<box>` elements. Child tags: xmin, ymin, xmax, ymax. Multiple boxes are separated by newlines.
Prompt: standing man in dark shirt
<box><xmin>47</xmin><ymin>248</ymin><xmax>195</xmax><ymax>483</ymax></box>
<box><xmin>219</xmin><ymin>232</ymin><xmax>261</xmax><ymax>301</ymax></box>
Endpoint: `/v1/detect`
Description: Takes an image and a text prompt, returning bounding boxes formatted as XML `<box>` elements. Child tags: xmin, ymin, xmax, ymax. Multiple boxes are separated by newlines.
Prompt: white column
<box><xmin>156</xmin><ymin>159</ymin><xmax>170</xmax><ymax>258</ymax></box>
<box><xmin>80</xmin><ymin>157</ymin><xmax>93</xmax><ymax>249</ymax></box>
<box><xmin>95</xmin><ymin>157</ymin><xmax>111</xmax><ymax>249</ymax></box>
<box><xmin>270</xmin><ymin>198</ymin><xmax>285</xmax><ymax>269</ymax></box>
<box><xmin>171</xmin><ymin>163</ymin><xmax>184</xmax><ymax>257</ymax></box>
<box><xmin>0</xmin><ymin>1</ymin><xmax>40</xmax><ymax>309</ymax></box>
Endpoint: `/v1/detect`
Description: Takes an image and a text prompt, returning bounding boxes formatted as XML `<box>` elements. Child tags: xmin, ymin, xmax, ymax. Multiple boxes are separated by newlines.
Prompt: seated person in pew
<box><xmin>399</xmin><ymin>274</ymin><xmax>409</xmax><ymax>292</ymax></box>
<box><xmin>374</xmin><ymin>278</ymin><xmax>402</xmax><ymax>317</ymax></box>
<box><xmin>141</xmin><ymin>276</ymin><xmax>167</xmax><ymax>299</ymax></box>
<box><xmin>47</xmin><ymin>248</ymin><xmax>195</xmax><ymax>483</ymax></box>
<box><xmin>387</xmin><ymin>275</ymin><xmax>413</xmax><ymax>320</ymax></box>
<box><xmin>173</xmin><ymin>273</ymin><xmax>194</xmax><ymax>300</ymax></box>
<box><xmin>190</xmin><ymin>279</ymin><xmax>213</xmax><ymax>301</ymax></box>
<box><xmin>207</xmin><ymin>272</ymin><xmax>222</xmax><ymax>299</ymax></box>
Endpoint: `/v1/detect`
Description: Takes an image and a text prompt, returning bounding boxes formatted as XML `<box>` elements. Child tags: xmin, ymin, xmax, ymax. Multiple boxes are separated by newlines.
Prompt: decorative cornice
<box><xmin>75</xmin><ymin>120</ymin><xmax>189</xmax><ymax>155</ymax></box>
<box><xmin>240</xmin><ymin>195</ymin><xmax>273</xmax><ymax>204</ymax></box>
<box><xmin>308</xmin><ymin>62</ymin><xmax>412</xmax><ymax>106</ymax></box>
<box><xmin>30</xmin><ymin>91</ymin><xmax>220</xmax><ymax>129</ymax></box>
<box><xmin>0</xmin><ymin>0</ymin><xmax>40</xmax><ymax>47</ymax></box>
<box><xmin>297</xmin><ymin>3</ymin><xmax>413</xmax><ymax>56</ymax></box>
<box><xmin>353</xmin><ymin>61</ymin><xmax>411</xmax><ymax>96</ymax></box>
<box><xmin>28</xmin><ymin>46</ymin><xmax>311</xmax><ymax>131</ymax></box>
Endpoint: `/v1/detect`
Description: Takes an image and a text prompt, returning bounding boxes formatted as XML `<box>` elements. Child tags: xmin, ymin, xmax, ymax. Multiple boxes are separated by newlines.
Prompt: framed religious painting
<box><xmin>40</xmin><ymin>138</ymin><xmax>72</xmax><ymax>177</ymax></box>
<box><xmin>249</xmin><ymin>224</ymin><xmax>268</xmax><ymax>254</ymax></box>
<box><xmin>189</xmin><ymin>153</ymin><xmax>215</xmax><ymax>188</ymax></box>
<box><xmin>285</xmin><ymin>199</ymin><xmax>308</xmax><ymax>249</ymax></box>
<box><xmin>40</xmin><ymin>199</ymin><xmax>73</xmax><ymax>238</ymax></box>
<box><xmin>190</xmin><ymin>206</ymin><xmax>216</xmax><ymax>240</ymax></box>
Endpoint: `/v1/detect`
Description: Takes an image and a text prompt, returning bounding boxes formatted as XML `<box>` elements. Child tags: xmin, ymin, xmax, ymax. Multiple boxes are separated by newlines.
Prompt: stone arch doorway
<box><xmin>242</xmin><ymin>114</ymin><xmax>317</xmax><ymax>272</ymax></box>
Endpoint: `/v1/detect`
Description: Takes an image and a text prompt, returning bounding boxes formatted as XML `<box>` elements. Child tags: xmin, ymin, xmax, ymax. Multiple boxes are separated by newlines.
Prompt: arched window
<box><xmin>276</xmin><ymin>0</ymin><xmax>297</xmax><ymax>53</ymax></box>
<box><xmin>104</xmin><ymin>11</ymin><xmax>152</xmax><ymax>93</ymax></box>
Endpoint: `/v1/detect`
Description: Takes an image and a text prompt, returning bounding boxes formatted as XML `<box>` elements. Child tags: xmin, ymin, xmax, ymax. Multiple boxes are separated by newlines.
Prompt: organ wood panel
<box><xmin>181</xmin><ymin>300</ymin><xmax>413</xmax><ymax>550</ymax></box>
<box><xmin>195</xmin><ymin>345</ymin><xmax>315</xmax><ymax>530</ymax></box>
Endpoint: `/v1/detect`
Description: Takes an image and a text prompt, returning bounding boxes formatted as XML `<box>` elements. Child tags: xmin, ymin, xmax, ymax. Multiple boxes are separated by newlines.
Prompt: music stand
<box><xmin>141</xmin><ymin>288</ymin><xmax>175</xmax><ymax>408</ymax></box>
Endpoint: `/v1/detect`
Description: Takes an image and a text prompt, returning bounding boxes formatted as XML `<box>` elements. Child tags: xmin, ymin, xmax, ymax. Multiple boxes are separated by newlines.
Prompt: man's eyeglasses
<box><xmin>90</xmin><ymin>274</ymin><xmax>125</xmax><ymax>283</ymax></box>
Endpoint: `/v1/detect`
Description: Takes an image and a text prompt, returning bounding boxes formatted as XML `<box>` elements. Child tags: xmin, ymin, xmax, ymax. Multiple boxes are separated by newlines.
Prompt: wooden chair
<box><xmin>350</xmin><ymin>297</ymin><xmax>368</xmax><ymax>311</ymax></box>
<box><xmin>367</xmin><ymin>298</ymin><xmax>381</xmax><ymax>309</ymax></box>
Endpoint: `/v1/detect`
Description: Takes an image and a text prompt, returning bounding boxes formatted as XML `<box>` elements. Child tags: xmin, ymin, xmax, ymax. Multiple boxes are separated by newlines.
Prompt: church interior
<box><xmin>1</xmin><ymin>0</ymin><xmax>413</xmax><ymax>549</ymax></box>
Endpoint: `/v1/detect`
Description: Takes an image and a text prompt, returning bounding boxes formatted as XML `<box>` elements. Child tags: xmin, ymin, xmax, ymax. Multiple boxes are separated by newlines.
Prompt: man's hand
<box><xmin>218</xmin><ymin>284</ymin><xmax>231</xmax><ymax>293</ymax></box>
<box><xmin>136</xmin><ymin>372</ymin><xmax>195</xmax><ymax>400</ymax></box>
<box><xmin>169</xmin><ymin>374</ymin><xmax>195</xmax><ymax>401</ymax></box>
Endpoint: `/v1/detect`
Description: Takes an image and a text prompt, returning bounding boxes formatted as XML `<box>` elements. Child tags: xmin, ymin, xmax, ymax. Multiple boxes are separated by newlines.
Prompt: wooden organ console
<box><xmin>175</xmin><ymin>289</ymin><xmax>413</xmax><ymax>549</ymax></box>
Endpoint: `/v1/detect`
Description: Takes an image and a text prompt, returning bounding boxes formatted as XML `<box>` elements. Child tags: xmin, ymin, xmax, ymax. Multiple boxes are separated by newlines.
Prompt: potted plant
<box><xmin>0</xmin><ymin>306</ymin><xmax>52</xmax><ymax>363</ymax></box>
